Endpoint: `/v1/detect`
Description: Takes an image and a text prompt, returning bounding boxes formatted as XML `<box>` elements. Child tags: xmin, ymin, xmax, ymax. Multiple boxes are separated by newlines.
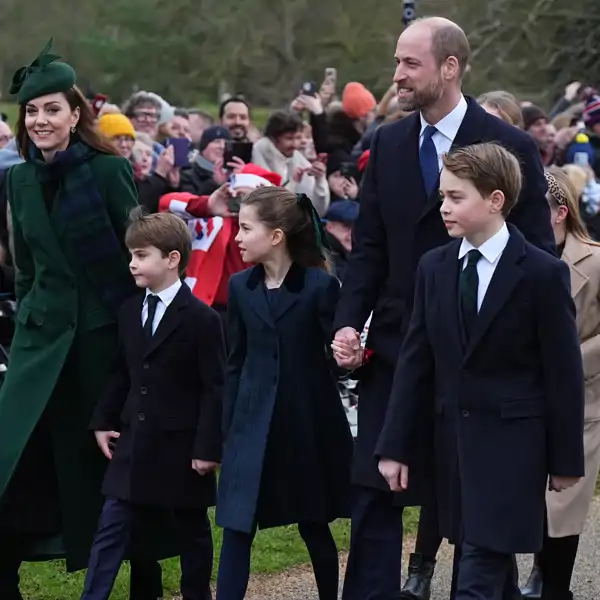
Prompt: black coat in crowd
<box><xmin>334</xmin><ymin>96</ymin><xmax>556</xmax><ymax>505</ymax></box>
<box><xmin>90</xmin><ymin>283</ymin><xmax>226</xmax><ymax>509</ymax></box>
<box><xmin>216</xmin><ymin>263</ymin><xmax>353</xmax><ymax>534</ymax></box>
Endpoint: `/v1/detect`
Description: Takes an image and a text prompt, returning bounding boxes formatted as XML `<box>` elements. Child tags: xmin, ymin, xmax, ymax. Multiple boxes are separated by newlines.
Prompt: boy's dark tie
<box><xmin>144</xmin><ymin>294</ymin><xmax>160</xmax><ymax>339</ymax></box>
<box><xmin>420</xmin><ymin>124</ymin><xmax>439</xmax><ymax>197</ymax></box>
<box><xmin>459</xmin><ymin>249</ymin><xmax>482</xmax><ymax>337</ymax></box>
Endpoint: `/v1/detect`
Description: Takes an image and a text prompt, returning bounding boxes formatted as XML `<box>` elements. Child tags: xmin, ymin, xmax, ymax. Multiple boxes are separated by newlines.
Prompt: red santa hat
<box><xmin>231</xmin><ymin>164</ymin><xmax>282</xmax><ymax>189</ymax></box>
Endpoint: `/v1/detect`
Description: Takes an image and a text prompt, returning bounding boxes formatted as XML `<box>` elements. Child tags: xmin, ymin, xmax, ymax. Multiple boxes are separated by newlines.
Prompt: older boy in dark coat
<box><xmin>377</xmin><ymin>144</ymin><xmax>584</xmax><ymax>600</ymax></box>
<box><xmin>82</xmin><ymin>210</ymin><xmax>225</xmax><ymax>600</ymax></box>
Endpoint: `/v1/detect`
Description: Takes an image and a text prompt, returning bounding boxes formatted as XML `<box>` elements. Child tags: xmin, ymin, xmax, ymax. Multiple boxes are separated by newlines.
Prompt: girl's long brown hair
<box><xmin>16</xmin><ymin>85</ymin><xmax>118</xmax><ymax>159</ymax></box>
<box><xmin>546</xmin><ymin>166</ymin><xmax>600</xmax><ymax>248</ymax></box>
<box><xmin>242</xmin><ymin>187</ymin><xmax>331</xmax><ymax>272</ymax></box>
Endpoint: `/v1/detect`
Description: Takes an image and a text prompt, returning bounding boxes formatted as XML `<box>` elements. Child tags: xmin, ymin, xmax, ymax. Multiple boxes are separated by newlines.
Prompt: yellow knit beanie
<box><xmin>97</xmin><ymin>113</ymin><xmax>136</xmax><ymax>139</ymax></box>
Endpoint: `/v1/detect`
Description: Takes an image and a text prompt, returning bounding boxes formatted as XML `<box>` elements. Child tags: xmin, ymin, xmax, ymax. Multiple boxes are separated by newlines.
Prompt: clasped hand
<box><xmin>331</xmin><ymin>327</ymin><xmax>363</xmax><ymax>369</ymax></box>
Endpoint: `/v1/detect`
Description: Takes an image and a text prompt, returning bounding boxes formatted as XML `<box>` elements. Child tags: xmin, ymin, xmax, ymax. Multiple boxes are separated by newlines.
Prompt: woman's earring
<box><xmin>71</xmin><ymin>126</ymin><xmax>76</xmax><ymax>134</ymax></box>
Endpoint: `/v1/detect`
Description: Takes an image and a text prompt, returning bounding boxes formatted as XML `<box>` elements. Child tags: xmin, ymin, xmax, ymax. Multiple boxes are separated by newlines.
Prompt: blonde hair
<box><xmin>546</xmin><ymin>166</ymin><xmax>600</xmax><ymax>247</ymax></box>
<box><xmin>477</xmin><ymin>91</ymin><xmax>524</xmax><ymax>128</ymax></box>
<box><xmin>561</xmin><ymin>164</ymin><xmax>588</xmax><ymax>199</ymax></box>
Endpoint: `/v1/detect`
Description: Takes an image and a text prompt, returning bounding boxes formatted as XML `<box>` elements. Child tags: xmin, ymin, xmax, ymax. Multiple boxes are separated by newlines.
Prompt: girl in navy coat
<box><xmin>215</xmin><ymin>186</ymin><xmax>353</xmax><ymax>600</ymax></box>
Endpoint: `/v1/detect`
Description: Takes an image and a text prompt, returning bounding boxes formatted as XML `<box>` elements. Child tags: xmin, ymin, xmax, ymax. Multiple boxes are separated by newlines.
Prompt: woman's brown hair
<box><xmin>16</xmin><ymin>85</ymin><xmax>119</xmax><ymax>159</ymax></box>
<box><xmin>242</xmin><ymin>187</ymin><xmax>331</xmax><ymax>271</ymax></box>
<box><xmin>546</xmin><ymin>165</ymin><xmax>600</xmax><ymax>247</ymax></box>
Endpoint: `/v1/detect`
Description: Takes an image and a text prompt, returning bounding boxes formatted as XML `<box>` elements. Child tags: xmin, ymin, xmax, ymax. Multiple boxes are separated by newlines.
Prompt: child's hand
<box><xmin>332</xmin><ymin>327</ymin><xmax>363</xmax><ymax>369</ymax></box>
<box><xmin>549</xmin><ymin>475</ymin><xmax>580</xmax><ymax>492</ymax></box>
<box><xmin>378</xmin><ymin>458</ymin><xmax>409</xmax><ymax>492</ymax></box>
<box><xmin>192</xmin><ymin>459</ymin><xmax>219</xmax><ymax>476</ymax></box>
<box><xmin>95</xmin><ymin>430</ymin><xmax>120</xmax><ymax>460</ymax></box>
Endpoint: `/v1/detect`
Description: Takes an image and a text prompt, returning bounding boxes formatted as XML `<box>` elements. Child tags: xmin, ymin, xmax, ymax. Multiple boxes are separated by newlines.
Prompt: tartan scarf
<box><xmin>31</xmin><ymin>140</ymin><xmax>136</xmax><ymax>314</ymax></box>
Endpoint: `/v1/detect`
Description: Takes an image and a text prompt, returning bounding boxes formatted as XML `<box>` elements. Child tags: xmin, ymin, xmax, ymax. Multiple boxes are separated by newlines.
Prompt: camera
<box><xmin>300</xmin><ymin>81</ymin><xmax>318</xmax><ymax>97</ymax></box>
<box><xmin>402</xmin><ymin>1</ymin><xmax>416</xmax><ymax>26</ymax></box>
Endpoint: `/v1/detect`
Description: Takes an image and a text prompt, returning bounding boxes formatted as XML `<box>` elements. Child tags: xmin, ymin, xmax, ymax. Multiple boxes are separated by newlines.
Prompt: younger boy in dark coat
<box><xmin>82</xmin><ymin>209</ymin><xmax>226</xmax><ymax>600</ymax></box>
<box><xmin>376</xmin><ymin>143</ymin><xmax>585</xmax><ymax>600</ymax></box>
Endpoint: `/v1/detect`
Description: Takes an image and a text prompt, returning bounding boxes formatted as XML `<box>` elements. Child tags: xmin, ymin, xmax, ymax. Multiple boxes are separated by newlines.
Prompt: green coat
<box><xmin>0</xmin><ymin>153</ymin><xmax>137</xmax><ymax>571</ymax></box>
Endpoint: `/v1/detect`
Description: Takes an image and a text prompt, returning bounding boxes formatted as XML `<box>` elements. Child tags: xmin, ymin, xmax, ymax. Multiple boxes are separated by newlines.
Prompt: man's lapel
<box><xmin>144</xmin><ymin>284</ymin><xmax>190</xmax><ymax>357</ymax></box>
<box><xmin>464</xmin><ymin>226</ymin><xmax>527</xmax><ymax>362</ymax></box>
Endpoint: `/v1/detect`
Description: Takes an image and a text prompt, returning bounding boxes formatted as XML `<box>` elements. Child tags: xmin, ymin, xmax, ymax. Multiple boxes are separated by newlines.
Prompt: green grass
<box><xmin>18</xmin><ymin>508</ymin><xmax>419</xmax><ymax>599</ymax></box>
<box><xmin>0</xmin><ymin>101</ymin><xmax>272</xmax><ymax>130</ymax></box>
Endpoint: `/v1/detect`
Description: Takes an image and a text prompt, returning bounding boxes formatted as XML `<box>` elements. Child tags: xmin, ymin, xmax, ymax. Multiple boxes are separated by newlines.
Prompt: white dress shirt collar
<box><xmin>144</xmin><ymin>279</ymin><xmax>182</xmax><ymax>308</ymax></box>
<box><xmin>458</xmin><ymin>223</ymin><xmax>510</xmax><ymax>265</ymax></box>
<box><xmin>420</xmin><ymin>95</ymin><xmax>468</xmax><ymax>144</ymax></box>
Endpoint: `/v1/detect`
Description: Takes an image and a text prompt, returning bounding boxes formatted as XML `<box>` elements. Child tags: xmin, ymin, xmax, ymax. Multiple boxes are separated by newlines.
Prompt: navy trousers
<box><xmin>0</xmin><ymin>528</ymin><xmax>162</xmax><ymax>600</ymax></box>
<box><xmin>341</xmin><ymin>486</ymin><xmax>404</xmax><ymax>600</ymax></box>
<box><xmin>81</xmin><ymin>497</ymin><xmax>213</xmax><ymax>600</ymax></box>
<box><xmin>453</xmin><ymin>542</ymin><xmax>521</xmax><ymax>600</ymax></box>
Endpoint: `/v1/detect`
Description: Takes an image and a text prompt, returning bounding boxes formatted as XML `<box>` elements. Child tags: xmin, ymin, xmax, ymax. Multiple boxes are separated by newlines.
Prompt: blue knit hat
<box><xmin>199</xmin><ymin>126</ymin><xmax>231</xmax><ymax>152</ymax></box>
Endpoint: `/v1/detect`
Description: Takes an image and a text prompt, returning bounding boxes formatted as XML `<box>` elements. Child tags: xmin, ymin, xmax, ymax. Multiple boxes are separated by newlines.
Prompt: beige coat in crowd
<box><xmin>547</xmin><ymin>232</ymin><xmax>600</xmax><ymax>537</ymax></box>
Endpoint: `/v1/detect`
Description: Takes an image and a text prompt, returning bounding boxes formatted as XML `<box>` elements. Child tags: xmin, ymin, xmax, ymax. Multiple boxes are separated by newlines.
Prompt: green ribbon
<box><xmin>296</xmin><ymin>193</ymin><xmax>331</xmax><ymax>251</ymax></box>
<box><xmin>9</xmin><ymin>38</ymin><xmax>62</xmax><ymax>96</ymax></box>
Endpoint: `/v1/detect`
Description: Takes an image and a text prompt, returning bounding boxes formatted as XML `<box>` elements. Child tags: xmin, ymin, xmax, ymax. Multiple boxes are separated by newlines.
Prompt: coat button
<box><xmin>140</xmin><ymin>386</ymin><xmax>147</xmax><ymax>395</ymax></box>
<box><xmin>462</xmin><ymin>409</ymin><xmax>470</xmax><ymax>417</ymax></box>
<box><xmin>138</xmin><ymin>412</ymin><xmax>146</xmax><ymax>421</ymax></box>
<box><xmin>142</xmin><ymin>362</ymin><xmax>150</xmax><ymax>370</ymax></box>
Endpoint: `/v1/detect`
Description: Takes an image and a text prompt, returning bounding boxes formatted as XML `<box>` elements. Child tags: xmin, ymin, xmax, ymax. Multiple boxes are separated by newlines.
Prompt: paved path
<box><xmin>235</xmin><ymin>497</ymin><xmax>600</xmax><ymax>599</ymax></box>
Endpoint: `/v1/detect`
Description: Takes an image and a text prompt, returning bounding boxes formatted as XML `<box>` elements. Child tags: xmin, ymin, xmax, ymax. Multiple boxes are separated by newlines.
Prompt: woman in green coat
<box><xmin>0</xmin><ymin>42</ymin><xmax>164</xmax><ymax>599</ymax></box>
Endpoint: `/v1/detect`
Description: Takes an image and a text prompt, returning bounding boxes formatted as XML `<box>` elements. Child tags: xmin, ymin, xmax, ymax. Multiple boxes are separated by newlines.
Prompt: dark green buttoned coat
<box><xmin>0</xmin><ymin>154</ymin><xmax>139</xmax><ymax>570</ymax></box>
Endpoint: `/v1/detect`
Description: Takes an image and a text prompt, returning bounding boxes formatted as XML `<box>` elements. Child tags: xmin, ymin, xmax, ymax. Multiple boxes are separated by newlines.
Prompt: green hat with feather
<box><xmin>9</xmin><ymin>39</ymin><xmax>76</xmax><ymax>105</ymax></box>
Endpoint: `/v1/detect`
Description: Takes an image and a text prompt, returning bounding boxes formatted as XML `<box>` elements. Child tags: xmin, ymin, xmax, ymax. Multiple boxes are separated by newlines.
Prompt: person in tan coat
<box><xmin>521</xmin><ymin>166</ymin><xmax>600</xmax><ymax>600</ymax></box>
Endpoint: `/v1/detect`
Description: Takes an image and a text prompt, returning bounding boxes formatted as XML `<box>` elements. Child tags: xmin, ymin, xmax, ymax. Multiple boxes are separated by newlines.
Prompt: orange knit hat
<box><xmin>342</xmin><ymin>82</ymin><xmax>376</xmax><ymax>120</ymax></box>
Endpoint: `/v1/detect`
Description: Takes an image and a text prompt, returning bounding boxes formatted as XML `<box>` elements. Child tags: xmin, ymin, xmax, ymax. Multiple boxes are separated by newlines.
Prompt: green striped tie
<box><xmin>459</xmin><ymin>249</ymin><xmax>482</xmax><ymax>336</ymax></box>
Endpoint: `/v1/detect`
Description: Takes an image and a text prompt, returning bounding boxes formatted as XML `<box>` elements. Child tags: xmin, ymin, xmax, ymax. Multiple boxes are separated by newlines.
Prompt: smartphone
<box><xmin>324</xmin><ymin>68</ymin><xmax>337</xmax><ymax>83</ymax></box>
<box><xmin>340</xmin><ymin>161</ymin><xmax>359</xmax><ymax>181</ymax></box>
<box><xmin>166</xmin><ymin>137</ymin><xmax>191</xmax><ymax>168</ymax></box>
<box><xmin>223</xmin><ymin>141</ymin><xmax>253</xmax><ymax>167</ymax></box>
<box><xmin>574</xmin><ymin>152</ymin><xmax>590</xmax><ymax>167</ymax></box>
<box><xmin>317</xmin><ymin>152</ymin><xmax>329</xmax><ymax>165</ymax></box>
<box><xmin>300</xmin><ymin>81</ymin><xmax>318</xmax><ymax>97</ymax></box>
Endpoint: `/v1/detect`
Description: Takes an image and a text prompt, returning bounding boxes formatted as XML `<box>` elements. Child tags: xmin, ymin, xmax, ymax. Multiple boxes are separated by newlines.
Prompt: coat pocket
<box><xmin>500</xmin><ymin>397</ymin><xmax>544</xmax><ymax>419</ymax></box>
<box><xmin>15</xmin><ymin>303</ymin><xmax>44</xmax><ymax>327</ymax></box>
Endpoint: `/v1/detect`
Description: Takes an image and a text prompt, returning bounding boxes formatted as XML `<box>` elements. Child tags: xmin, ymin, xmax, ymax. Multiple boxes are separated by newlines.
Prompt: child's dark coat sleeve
<box><xmin>537</xmin><ymin>260</ymin><xmax>585</xmax><ymax>478</ymax></box>
<box><xmin>223</xmin><ymin>277</ymin><xmax>247</xmax><ymax>438</ymax></box>
<box><xmin>193</xmin><ymin>307</ymin><xmax>226</xmax><ymax>461</ymax></box>
<box><xmin>376</xmin><ymin>259</ymin><xmax>435</xmax><ymax>465</ymax></box>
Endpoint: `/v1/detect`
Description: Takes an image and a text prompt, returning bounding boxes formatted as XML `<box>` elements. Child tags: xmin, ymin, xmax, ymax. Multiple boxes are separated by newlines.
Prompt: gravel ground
<box><xmin>184</xmin><ymin>497</ymin><xmax>600</xmax><ymax>599</ymax></box>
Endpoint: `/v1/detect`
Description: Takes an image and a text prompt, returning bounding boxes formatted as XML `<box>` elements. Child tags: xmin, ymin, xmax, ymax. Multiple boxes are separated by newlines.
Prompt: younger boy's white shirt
<box><xmin>141</xmin><ymin>279</ymin><xmax>182</xmax><ymax>334</ymax></box>
<box><xmin>458</xmin><ymin>223</ymin><xmax>510</xmax><ymax>311</ymax></box>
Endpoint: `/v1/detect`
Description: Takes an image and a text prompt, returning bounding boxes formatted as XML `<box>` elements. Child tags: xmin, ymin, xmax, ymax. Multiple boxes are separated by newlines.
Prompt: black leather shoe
<box><xmin>520</xmin><ymin>564</ymin><xmax>543</xmax><ymax>599</ymax></box>
<box><xmin>399</xmin><ymin>553</ymin><xmax>435</xmax><ymax>600</ymax></box>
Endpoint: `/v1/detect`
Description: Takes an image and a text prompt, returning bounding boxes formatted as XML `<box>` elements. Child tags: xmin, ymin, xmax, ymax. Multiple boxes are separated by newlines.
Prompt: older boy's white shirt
<box><xmin>419</xmin><ymin>95</ymin><xmax>468</xmax><ymax>171</ymax></box>
<box><xmin>141</xmin><ymin>279</ymin><xmax>182</xmax><ymax>334</ymax></box>
<box><xmin>458</xmin><ymin>223</ymin><xmax>510</xmax><ymax>311</ymax></box>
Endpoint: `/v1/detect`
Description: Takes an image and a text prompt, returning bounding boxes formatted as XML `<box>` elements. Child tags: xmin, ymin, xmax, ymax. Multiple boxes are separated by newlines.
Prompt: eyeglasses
<box><xmin>133</xmin><ymin>111</ymin><xmax>158</xmax><ymax>122</ymax></box>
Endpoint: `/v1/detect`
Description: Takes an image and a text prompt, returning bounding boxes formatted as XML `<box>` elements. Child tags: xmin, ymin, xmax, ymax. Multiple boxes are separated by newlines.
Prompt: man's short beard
<box><xmin>397</xmin><ymin>76</ymin><xmax>445</xmax><ymax>113</ymax></box>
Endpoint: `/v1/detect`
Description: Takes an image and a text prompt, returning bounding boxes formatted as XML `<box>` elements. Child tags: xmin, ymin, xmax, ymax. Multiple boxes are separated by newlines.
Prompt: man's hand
<box><xmin>192</xmin><ymin>459</ymin><xmax>219</xmax><ymax>476</ymax></box>
<box><xmin>378</xmin><ymin>458</ymin><xmax>409</xmax><ymax>492</ymax></box>
<box><xmin>207</xmin><ymin>184</ymin><xmax>235</xmax><ymax>217</ymax></box>
<box><xmin>331</xmin><ymin>327</ymin><xmax>363</xmax><ymax>369</ymax></box>
<box><xmin>549</xmin><ymin>475</ymin><xmax>580</xmax><ymax>492</ymax></box>
<box><xmin>94</xmin><ymin>430</ymin><xmax>120</xmax><ymax>460</ymax></box>
<box><xmin>305</xmin><ymin>160</ymin><xmax>326</xmax><ymax>180</ymax></box>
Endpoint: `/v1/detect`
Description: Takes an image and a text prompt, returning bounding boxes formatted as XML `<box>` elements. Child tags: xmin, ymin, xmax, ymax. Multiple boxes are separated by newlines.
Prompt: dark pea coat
<box><xmin>333</xmin><ymin>97</ymin><xmax>556</xmax><ymax>503</ymax></box>
<box><xmin>216</xmin><ymin>263</ymin><xmax>353</xmax><ymax>534</ymax></box>
<box><xmin>90</xmin><ymin>283</ymin><xmax>225</xmax><ymax>509</ymax></box>
<box><xmin>377</xmin><ymin>226</ymin><xmax>585</xmax><ymax>553</ymax></box>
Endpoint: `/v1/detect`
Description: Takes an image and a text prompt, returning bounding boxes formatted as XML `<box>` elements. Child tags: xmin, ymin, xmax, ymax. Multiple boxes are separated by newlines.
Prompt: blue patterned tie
<box><xmin>420</xmin><ymin>124</ymin><xmax>439</xmax><ymax>197</ymax></box>
<box><xmin>459</xmin><ymin>249</ymin><xmax>482</xmax><ymax>337</ymax></box>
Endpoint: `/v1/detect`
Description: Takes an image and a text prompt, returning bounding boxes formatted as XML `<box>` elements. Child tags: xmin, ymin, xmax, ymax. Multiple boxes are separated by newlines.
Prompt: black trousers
<box><xmin>0</xmin><ymin>528</ymin><xmax>162</xmax><ymax>600</ymax></box>
<box><xmin>454</xmin><ymin>542</ymin><xmax>521</xmax><ymax>600</ymax></box>
<box><xmin>81</xmin><ymin>497</ymin><xmax>212</xmax><ymax>600</ymax></box>
<box><xmin>341</xmin><ymin>486</ymin><xmax>404</xmax><ymax>600</ymax></box>
<box><xmin>414</xmin><ymin>501</ymin><xmax>444</xmax><ymax>561</ymax></box>
<box><xmin>216</xmin><ymin>522</ymin><xmax>339</xmax><ymax>600</ymax></box>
